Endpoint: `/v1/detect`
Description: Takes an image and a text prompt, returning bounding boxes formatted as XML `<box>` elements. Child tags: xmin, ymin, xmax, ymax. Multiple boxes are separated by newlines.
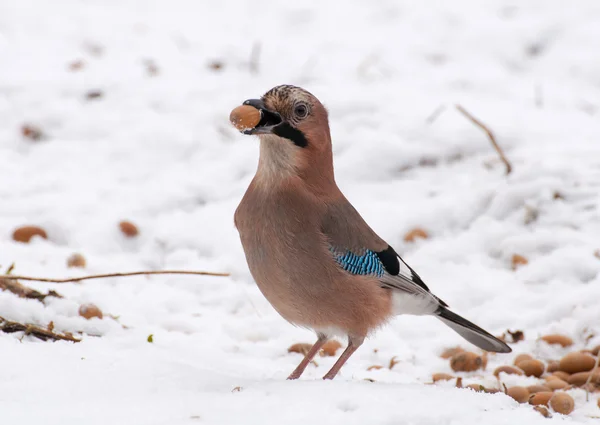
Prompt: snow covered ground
<box><xmin>1</xmin><ymin>0</ymin><xmax>600</xmax><ymax>423</ymax></box>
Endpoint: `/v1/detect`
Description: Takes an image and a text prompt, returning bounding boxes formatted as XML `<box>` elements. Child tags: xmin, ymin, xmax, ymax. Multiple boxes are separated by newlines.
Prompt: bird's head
<box><xmin>238</xmin><ymin>85</ymin><xmax>334</xmax><ymax>187</ymax></box>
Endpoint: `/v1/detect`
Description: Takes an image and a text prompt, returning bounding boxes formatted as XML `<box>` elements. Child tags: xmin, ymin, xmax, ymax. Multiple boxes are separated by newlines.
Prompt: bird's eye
<box><xmin>294</xmin><ymin>103</ymin><xmax>308</xmax><ymax>119</ymax></box>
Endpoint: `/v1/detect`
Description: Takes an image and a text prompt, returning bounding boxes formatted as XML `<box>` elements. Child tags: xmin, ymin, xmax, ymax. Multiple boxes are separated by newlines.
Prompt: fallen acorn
<box><xmin>514</xmin><ymin>353</ymin><xmax>533</xmax><ymax>365</ymax></box>
<box><xmin>229</xmin><ymin>105</ymin><xmax>262</xmax><ymax>132</ymax></box>
<box><xmin>546</xmin><ymin>379</ymin><xmax>569</xmax><ymax>391</ymax></box>
<box><xmin>440</xmin><ymin>346</ymin><xmax>465</xmax><ymax>359</ymax></box>
<box><xmin>119</xmin><ymin>220</ymin><xmax>139</xmax><ymax>237</ymax></box>
<box><xmin>533</xmin><ymin>406</ymin><xmax>552</xmax><ymax>418</ymax></box>
<box><xmin>67</xmin><ymin>253</ymin><xmax>86</xmax><ymax>268</ymax></box>
<box><xmin>552</xmin><ymin>371</ymin><xmax>570</xmax><ymax>381</ymax></box>
<box><xmin>527</xmin><ymin>384</ymin><xmax>552</xmax><ymax>394</ymax></box>
<box><xmin>432</xmin><ymin>373</ymin><xmax>454</xmax><ymax>382</ymax></box>
<box><xmin>320</xmin><ymin>340</ymin><xmax>342</xmax><ymax>357</ymax></box>
<box><xmin>12</xmin><ymin>225</ymin><xmax>47</xmax><ymax>243</ymax></box>
<box><xmin>450</xmin><ymin>352</ymin><xmax>484</xmax><ymax>372</ymax></box>
<box><xmin>546</xmin><ymin>360</ymin><xmax>560</xmax><ymax>373</ymax></box>
<box><xmin>494</xmin><ymin>365</ymin><xmax>524</xmax><ymax>377</ymax></box>
<box><xmin>506</xmin><ymin>386</ymin><xmax>530</xmax><ymax>403</ymax></box>
<box><xmin>287</xmin><ymin>343</ymin><xmax>312</xmax><ymax>355</ymax></box>
<box><xmin>540</xmin><ymin>334</ymin><xmax>573</xmax><ymax>348</ymax></box>
<box><xmin>78</xmin><ymin>303</ymin><xmax>103</xmax><ymax>320</ymax></box>
<box><xmin>592</xmin><ymin>345</ymin><xmax>600</xmax><ymax>356</ymax></box>
<box><xmin>511</xmin><ymin>254</ymin><xmax>528</xmax><ymax>270</ymax></box>
<box><xmin>403</xmin><ymin>228</ymin><xmax>429</xmax><ymax>243</ymax></box>
<box><xmin>558</xmin><ymin>352</ymin><xmax>596</xmax><ymax>374</ymax></box>
<box><xmin>517</xmin><ymin>359</ymin><xmax>545</xmax><ymax>378</ymax></box>
<box><xmin>549</xmin><ymin>392</ymin><xmax>574</xmax><ymax>415</ymax></box>
<box><xmin>567</xmin><ymin>370</ymin><xmax>600</xmax><ymax>387</ymax></box>
<box><xmin>529</xmin><ymin>392</ymin><xmax>554</xmax><ymax>406</ymax></box>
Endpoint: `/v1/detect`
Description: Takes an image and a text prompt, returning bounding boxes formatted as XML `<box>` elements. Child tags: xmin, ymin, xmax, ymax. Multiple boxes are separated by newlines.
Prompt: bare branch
<box><xmin>0</xmin><ymin>277</ymin><xmax>62</xmax><ymax>301</ymax></box>
<box><xmin>0</xmin><ymin>316</ymin><xmax>80</xmax><ymax>342</ymax></box>
<box><xmin>0</xmin><ymin>270</ymin><xmax>230</xmax><ymax>284</ymax></box>
<box><xmin>455</xmin><ymin>104</ymin><xmax>512</xmax><ymax>175</ymax></box>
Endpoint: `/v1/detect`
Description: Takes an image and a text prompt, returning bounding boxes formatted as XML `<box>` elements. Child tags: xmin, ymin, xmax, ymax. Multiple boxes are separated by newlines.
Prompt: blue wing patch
<box><xmin>330</xmin><ymin>248</ymin><xmax>385</xmax><ymax>277</ymax></box>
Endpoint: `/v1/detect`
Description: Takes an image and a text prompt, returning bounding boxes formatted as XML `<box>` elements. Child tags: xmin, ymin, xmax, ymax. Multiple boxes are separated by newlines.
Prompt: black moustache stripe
<box><xmin>273</xmin><ymin>123</ymin><xmax>308</xmax><ymax>148</ymax></box>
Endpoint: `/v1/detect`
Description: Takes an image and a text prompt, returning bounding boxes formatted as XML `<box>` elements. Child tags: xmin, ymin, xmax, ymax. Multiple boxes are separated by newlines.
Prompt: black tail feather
<box><xmin>436</xmin><ymin>307</ymin><xmax>511</xmax><ymax>353</ymax></box>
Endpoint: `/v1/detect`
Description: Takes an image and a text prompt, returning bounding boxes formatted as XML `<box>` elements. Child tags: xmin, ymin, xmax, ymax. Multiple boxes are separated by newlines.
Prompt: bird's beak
<box><xmin>242</xmin><ymin>99</ymin><xmax>282</xmax><ymax>135</ymax></box>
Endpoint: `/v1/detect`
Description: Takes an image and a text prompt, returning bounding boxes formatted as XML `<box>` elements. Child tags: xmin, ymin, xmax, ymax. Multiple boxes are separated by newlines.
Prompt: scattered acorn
<box><xmin>567</xmin><ymin>370</ymin><xmax>600</xmax><ymax>386</ymax></box>
<box><xmin>511</xmin><ymin>254</ymin><xmax>528</xmax><ymax>270</ymax></box>
<box><xmin>67</xmin><ymin>253</ymin><xmax>86</xmax><ymax>268</ymax></box>
<box><xmin>513</xmin><ymin>353</ymin><xmax>533</xmax><ymax>365</ymax></box>
<box><xmin>494</xmin><ymin>365</ymin><xmax>523</xmax><ymax>377</ymax></box>
<box><xmin>552</xmin><ymin>371</ymin><xmax>570</xmax><ymax>381</ymax></box>
<box><xmin>119</xmin><ymin>220</ymin><xmax>139</xmax><ymax>238</ymax></box>
<box><xmin>540</xmin><ymin>334</ymin><xmax>573</xmax><ymax>347</ymax></box>
<box><xmin>287</xmin><ymin>343</ymin><xmax>312</xmax><ymax>355</ymax></box>
<box><xmin>432</xmin><ymin>373</ymin><xmax>454</xmax><ymax>382</ymax></box>
<box><xmin>549</xmin><ymin>392</ymin><xmax>574</xmax><ymax>415</ymax></box>
<box><xmin>592</xmin><ymin>345</ymin><xmax>600</xmax><ymax>356</ymax></box>
<box><xmin>78</xmin><ymin>303</ymin><xmax>103</xmax><ymax>320</ymax></box>
<box><xmin>440</xmin><ymin>346</ymin><xmax>464</xmax><ymax>359</ymax></box>
<box><xmin>320</xmin><ymin>340</ymin><xmax>342</xmax><ymax>357</ymax></box>
<box><xmin>506</xmin><ymin>386</ymin><xmax>529</xmax><ymax>403</ymax></box>
<box><xmin>450</xmin><ymin>352</ymin><xmax>484</xmax><ymax>372</ymax></box>
<box><xmin>527</xmin><ymin>384</ymin><xmax>552</xmax><ymax>394</ymax></box>
<box><xmin>545</xmin><ymin>379</ymin><xmax>569</xmax><ymax>391</ymax></box>
<box><xmin>12</xmin><ymin>225</ymin><xmax>48</xmax><ymax>243</ymax></box>
<box><xmin>403</xmin><ymin>228</ymin><xmax>429</xmax><ymax>243</ymax></box>
<box><xmin>517</xmin><ymin>359</ymin><xmax>545</xmax><ymax>377</ymax></box>
<box><xmin>546</xmin><ymin>360</ymin><xmax>560</xmax><ymax>373</ymax></box>
<box><xmin>529</xmin><ymin>392</ymin><xmax>554</xmax><ymax>406</ymax></box>
<box><xmin>230</xmin><ymin>105</ymin><xmax>262</xmax><ymax>132</ymax></box>
<box><xmin>558</xmin><ymin>352</ymin><xmax>596</xmax><ymax>374</ymax></box>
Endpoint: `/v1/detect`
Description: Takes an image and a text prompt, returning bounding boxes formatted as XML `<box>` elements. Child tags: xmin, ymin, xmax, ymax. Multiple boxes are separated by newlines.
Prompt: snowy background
<box><xmin>1</xmin><ymin>0</ymin><xmax>600</xmax><ymax>423</ymax></box>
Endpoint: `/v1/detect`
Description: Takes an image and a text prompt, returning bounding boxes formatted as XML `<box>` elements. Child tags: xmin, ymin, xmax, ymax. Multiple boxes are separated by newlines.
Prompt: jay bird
<box><xmin>234</xmin><ymin>85</ymin><xmax>511</xmax><ymax>380</ymax></box>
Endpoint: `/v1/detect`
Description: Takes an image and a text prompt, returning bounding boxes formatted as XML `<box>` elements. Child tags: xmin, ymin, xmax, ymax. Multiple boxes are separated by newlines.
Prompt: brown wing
<box><xmin>321</xmin><ymin>196</ymin><xmax>445</xmax><ymax>304</ymax></box>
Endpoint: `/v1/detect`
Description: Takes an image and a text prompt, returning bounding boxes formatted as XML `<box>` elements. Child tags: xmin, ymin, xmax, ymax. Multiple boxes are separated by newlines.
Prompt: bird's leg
<box><xmin>287</xmin><ymin>333</ymin><xmax>328</xmax><ymax>380</ymax></box>
<box><xmin>322</xmin><ymin>335</ymin><xmax>364</xmax><ymax>380</ymax></box>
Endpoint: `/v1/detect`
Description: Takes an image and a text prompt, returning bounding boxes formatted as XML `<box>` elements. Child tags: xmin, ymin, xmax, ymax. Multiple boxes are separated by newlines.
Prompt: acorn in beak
<box><xmin>229</xmin><ymin>99</ymin><xmax>282</xmax><ymax>135</ymax></box>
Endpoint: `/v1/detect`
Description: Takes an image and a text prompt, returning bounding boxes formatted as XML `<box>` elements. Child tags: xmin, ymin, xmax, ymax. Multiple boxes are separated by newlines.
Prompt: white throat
<box><xmin>256</xmin><ymin>134</ymin><xmax>299</xmax><ymax>184</ymax></box>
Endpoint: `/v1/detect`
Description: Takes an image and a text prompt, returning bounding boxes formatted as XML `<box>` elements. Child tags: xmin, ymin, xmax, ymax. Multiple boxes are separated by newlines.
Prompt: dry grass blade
<box><xmin>0</xmin><ymin>270</ymin><xmax>230</xmax><ymax>284</ymax></box>
<box><xmin>455</xmin><ymin>104</ymin><xmax>512</xmax><ymax>175</ymax></box>
<box><xmin>0</xmin><ymin>316</ymin><xmax>80</xmax><ymax>342</ymax></box>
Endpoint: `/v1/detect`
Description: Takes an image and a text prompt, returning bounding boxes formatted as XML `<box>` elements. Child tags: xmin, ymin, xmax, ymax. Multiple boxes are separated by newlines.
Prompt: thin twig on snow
<box><xmin>455</xmin><ymin>104</ymin><xmax>512</xmax><ymax>175</ymax></box>
<box><xmin>0</xmin><ymin>270</ymin><xmax>230</xmax><ymax>284</ymax></box>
